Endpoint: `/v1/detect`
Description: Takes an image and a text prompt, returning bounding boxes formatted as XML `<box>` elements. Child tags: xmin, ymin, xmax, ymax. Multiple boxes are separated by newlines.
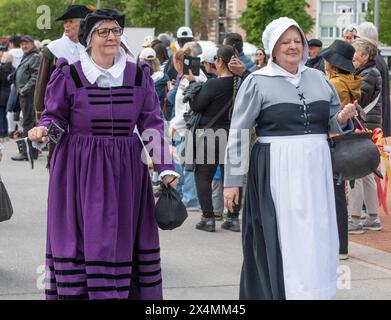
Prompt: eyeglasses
<box><xmin>94</xmin><ymin>27</ymin><xmax>123</xmax><ymax>38</ymax></box>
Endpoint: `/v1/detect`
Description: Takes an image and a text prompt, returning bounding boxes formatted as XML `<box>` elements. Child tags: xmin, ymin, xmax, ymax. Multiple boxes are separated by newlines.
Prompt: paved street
<box><xmin>1</xmin><ymin>139</ymin><xmax>391</xmax><ymax>300</ymax></box>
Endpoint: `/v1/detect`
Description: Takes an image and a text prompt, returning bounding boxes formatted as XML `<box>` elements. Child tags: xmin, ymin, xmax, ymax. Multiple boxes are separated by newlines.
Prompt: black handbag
<box><xmin>182</xmin><ymin>97</ymin><xmax>233</xmax><ymax>172</ymax></box>
<box><xmin>154</xmin><ymin>183</ymin><xmax>188</xmax><ymax>230</ymax></box>
<box><xmin>329</xmin><ymin>131</ymin><xmax>383</xmax><ymax>185</ymax></box>
<box><xmin>0</xmin><ymin>178</ymin><xmax>13</xmax><ymax>222</ymax></box>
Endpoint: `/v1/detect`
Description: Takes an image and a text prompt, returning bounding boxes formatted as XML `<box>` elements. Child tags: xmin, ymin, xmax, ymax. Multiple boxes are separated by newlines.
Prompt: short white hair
<box><xmin>352</xmin><ymin>37</ymin><xmax>378</xmax><ymax>61</ymax></box>
<box><xmin>357</xmin><ymin>22</ymin><xmax>379</xmax><ymax>43</ymax></box>
<box><xmin>183</xmin><ymin>41</ymin><xmax>203</xmax><ymax>57</ymax></box>
<box><xmin>343</xmin><ymin>24</ymin><xmax>358</xmax><ymax>36</ymax></box>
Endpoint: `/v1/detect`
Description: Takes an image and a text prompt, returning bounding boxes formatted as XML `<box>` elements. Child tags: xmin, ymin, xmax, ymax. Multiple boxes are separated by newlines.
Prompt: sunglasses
<box><xmin>94</xmin><ymin>27</ymin><xmax>123</xmax><ymax>38</ymax></box>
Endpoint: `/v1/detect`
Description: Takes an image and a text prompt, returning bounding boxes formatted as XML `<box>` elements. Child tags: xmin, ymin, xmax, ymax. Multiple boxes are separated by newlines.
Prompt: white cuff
<box><xmin>32</xmin><ymin>140</ymin><xmax>49</xmax><ymax>151</ymax></box>
<box><xmin>32</xmin><ymin>127</ymin><xmax>49</xmax><ymax>151</ymax></box>
<box><xmin>159</xmin><ymin>170</ymin><xmax>180</xmax><ymax>179</ymax></box>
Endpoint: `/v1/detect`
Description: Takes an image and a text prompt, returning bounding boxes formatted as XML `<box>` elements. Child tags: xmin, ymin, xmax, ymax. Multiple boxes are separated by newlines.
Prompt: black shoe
<box><xmin>221</xmin><ymin>217</ymin><xmax>241</xmax><ymax>232</ymax></box>
<box><xmin>11</xmin><ymin>153</ymin><xmax>28</xmax><ymax>161</ymax></box>
<box><xmin>196</xmin><ymin>217</ymin><xmax>215</xmax><ymax>232</ymax></box>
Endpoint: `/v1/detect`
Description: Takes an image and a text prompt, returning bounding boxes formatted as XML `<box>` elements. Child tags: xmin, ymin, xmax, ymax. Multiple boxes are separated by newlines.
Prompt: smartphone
<box><xmin>183</xmin><ymin>55</ymin><xmax>201</xmax><ymax>76</ymax></box>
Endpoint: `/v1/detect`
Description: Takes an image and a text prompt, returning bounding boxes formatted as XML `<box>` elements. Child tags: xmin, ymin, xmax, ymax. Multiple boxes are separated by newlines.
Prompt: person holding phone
<box><xmin>189</xmin><ymin>45</ymin><xmax>242</xmax><ymax>232</ymax></box>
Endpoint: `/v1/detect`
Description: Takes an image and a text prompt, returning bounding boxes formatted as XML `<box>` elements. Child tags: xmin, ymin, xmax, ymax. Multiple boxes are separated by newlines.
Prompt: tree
<box><xmin>239</xmin><ymin>0</ymin><xmax>314</xmax><ymax>47</ymax></box>
<box><xmin>0</xmin><ymin>0</ymin><xmax>201</xmax><ymax>40</ymax></box>
<box><xmin>366</xmin><ymin>0</ymin><xmax>391</xmax><ymax>45</ymax></box>
<box><xmin>125</xmin><ymin>0</ymin><xmax>200</xmax><ymax>36</ymax></box>
<box><xmin>0</xmin><ymin>0</ymin><xmax>127</xmax><ymax>40</ymax></box>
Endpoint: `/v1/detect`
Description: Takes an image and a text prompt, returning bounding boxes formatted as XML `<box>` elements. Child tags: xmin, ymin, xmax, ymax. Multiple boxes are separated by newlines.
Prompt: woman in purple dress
<box><xmin>28</xmin><ymin>9</ymin><xmax>178</xmax><ymax>300</ymax></box>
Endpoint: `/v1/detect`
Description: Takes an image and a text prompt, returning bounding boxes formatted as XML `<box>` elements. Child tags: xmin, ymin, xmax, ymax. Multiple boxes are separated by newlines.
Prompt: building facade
<box><xmin>195</xmin><ymin>0</ymin><xmax>247</xmax><ymax>43</ymax></box>
<box><xmin>314</xmin><ymin>0</ymin><xmax>370</xmax><ymax>46</ymax></box>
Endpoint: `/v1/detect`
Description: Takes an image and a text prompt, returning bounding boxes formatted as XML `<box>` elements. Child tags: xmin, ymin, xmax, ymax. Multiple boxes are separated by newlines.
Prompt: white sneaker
<box><xmin>348</xmin><ymin>222</ymin><xmax>365</xmax><ymax>234</ymax></box>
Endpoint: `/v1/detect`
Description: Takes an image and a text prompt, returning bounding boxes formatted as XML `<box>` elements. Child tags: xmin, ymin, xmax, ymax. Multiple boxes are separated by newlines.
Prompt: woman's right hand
<box><xmin>28</xmin><ymin>127</ymin><xmax>48</xmax><ymax>143</ymax></box>
<box><xmin>224</xmin><ymin>187</ymin><xmax>240</xmax><ymax>213</ymax></box>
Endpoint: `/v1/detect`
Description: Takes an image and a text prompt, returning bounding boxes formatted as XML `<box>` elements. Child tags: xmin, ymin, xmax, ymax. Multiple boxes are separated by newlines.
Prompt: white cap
<box><xmin>177</xmin><ymin>26</ymin><xmax>193</xmax><ymax>39</ymax></box>
<box><xmin>139</xmin><ymin>47</ymin><xmax>156</xmax><ymax>61</ymax></box>
<box><xmin>142</xmin><ymin>35</ymin><xmax>154</xmax><ymax>48</ymax></box>
<box><xmin>201</xmin><ymin>46</ymin><xmax>218</xmax><ymax>64</ymax></box>
<box><xmin>41</xmin><ymin>39</ymin><xmax>51</xmax><ymax>47</ymax></box>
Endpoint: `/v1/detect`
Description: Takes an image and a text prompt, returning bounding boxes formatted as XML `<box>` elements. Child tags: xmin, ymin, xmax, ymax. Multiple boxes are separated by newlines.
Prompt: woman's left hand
<box><xmin>337</xmin><ymin>100</ymin><xmax>357</xmax><ymax>125</ymax></box>
<box><xmin>162</xmin><ymin>175</ymin><xmax>179</xmax><ymax>189</ymax></box>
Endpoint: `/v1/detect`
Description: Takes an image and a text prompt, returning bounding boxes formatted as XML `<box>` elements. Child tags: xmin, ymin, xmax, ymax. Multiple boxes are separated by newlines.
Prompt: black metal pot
<box><xmin>329</xmin><ymin>132</ymin><xmax>383</xmax><ymax>185</ymax></box>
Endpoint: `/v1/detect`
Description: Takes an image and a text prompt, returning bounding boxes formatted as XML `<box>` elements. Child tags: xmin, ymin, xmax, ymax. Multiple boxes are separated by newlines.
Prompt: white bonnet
<box><xmin>262</xmin><ymin>17</ymin><xmax>309</xmax><ymax>65</ymax></box>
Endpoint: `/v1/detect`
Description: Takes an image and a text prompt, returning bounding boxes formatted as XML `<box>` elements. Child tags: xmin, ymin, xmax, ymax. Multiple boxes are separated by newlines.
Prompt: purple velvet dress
<box><xmin>40</xmin><ymin>58</ymin><xmax>174</xmax><ymax>300</ymax></box>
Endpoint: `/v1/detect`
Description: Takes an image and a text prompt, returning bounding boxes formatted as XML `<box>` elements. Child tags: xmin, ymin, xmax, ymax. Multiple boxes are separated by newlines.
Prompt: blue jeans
<box><xmin>6</xmin><ymin>84</ymin><xmax>17</xmax><ymax>112</ymax></box>
<box><xmin>173</xmin><ymin>139</ymin><xmax>199</xmax><ymax>207</ymax></box>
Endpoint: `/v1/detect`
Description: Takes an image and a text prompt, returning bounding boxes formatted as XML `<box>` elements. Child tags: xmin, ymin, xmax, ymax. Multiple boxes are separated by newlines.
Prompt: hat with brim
<box><xmin>201</xmin><ymin>46</ymin><xmax>218</xmax><ymax>64</ymax></box>
<box><xmin>56</xmin><ymin>5</ymin><xmax>94</xmax><ymax>21</ymax></box>
<box><xmin>78</xmin><ymin>9</ymin><xmax>125</xmax><ymax>48</ymax></box>
<box><xmin>319</xmin><ymin>40</ymin><xmax>355</xmax><ymax>73</ymax></box>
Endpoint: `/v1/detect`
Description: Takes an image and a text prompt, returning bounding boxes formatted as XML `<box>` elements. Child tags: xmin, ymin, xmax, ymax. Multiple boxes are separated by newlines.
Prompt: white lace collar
<box><xmin>80</xmin><ymin>47</ymin><xmax>127</xmax><ymax>85</ymax></box>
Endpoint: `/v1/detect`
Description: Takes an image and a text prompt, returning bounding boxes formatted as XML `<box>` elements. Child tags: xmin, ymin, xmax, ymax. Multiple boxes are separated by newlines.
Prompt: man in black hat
<box><xmin>34</xmin><ymin>5</ymin><xmax>94</xmax><ymax>122</ymax></box>
<box><xmin>33</xmin><ymin>5</ymin><xmax>94</xmax><ymax>166</ymax></box>
<box><xmin>305</xmin><ymin>38</ymin><xmax>324</xmax><ymax>72</ymax></box>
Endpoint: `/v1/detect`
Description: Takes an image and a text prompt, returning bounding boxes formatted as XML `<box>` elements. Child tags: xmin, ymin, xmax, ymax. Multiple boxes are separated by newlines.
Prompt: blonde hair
<box><xmin>352</xmin><ymin>37</ymin><xmax>378</xmax><ymax>61</ymax></box>
<box><xmin>174</xmin><ymin>47</ymin><xmax>192</xmax><ymax>64</ymax></box>
<box><xmin>143</xmin><ymin>58</ymin><xmax>161</xmax><ymax>73</ymax></box>
<box><xmin>1</xmin><ymin>51</ymin><xmax>13</xmax><ymax>64</ymax></box>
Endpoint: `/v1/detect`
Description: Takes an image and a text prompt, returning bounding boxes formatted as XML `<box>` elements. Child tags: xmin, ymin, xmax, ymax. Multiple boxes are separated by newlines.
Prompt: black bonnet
<box><xmin>78</xmin><ymin>9</ymin><xmax>125</xmax><ymax>47</ymax></box>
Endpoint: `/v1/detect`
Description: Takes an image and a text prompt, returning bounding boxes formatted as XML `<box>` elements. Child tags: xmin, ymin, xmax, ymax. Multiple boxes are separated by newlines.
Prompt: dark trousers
<box><xmin>0</xmin><ymin>105</ymin><xmax>8</xmax><ymax>137</ymax></box>
<box><xmin>194</xmin><ymin>132</ymin><xmax>242</xmax><ymax>218</ymax></box>
<box><xmin>334</xmin><ymin>180</ymin><xmax>348</xmax><ymax>255</ymax></box>
<box><xmin>19</xmin><ymin>92</ymin><xmax>36</xmax><ymax>135</ymax></box>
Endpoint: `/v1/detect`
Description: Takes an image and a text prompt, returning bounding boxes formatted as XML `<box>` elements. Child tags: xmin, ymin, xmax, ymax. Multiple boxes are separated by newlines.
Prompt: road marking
<box><xmin>347</xmin><ymin>256</ymin><xmax>391</xmax><ymax>276</ymax></box>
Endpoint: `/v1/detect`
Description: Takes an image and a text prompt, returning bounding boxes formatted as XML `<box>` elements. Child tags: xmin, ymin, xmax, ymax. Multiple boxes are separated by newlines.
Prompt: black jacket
<box><xmin>0</xmin><ymin>63</ymin><xmax>14</xmax><ymax>106</ymax></box>
<box><xmin>376</xmin><ymin>53</ymin><xmax>391</xmax><ymax>136</ymax></box>
<box><xmin>14</xmin><ymin>48</ymin><xmax>40</xmax><ymax>96</ymax></box>
<box><xmin>355</xmin><ymin>60</ymin><xmax>382</xmax><ymax>130</ymax></box>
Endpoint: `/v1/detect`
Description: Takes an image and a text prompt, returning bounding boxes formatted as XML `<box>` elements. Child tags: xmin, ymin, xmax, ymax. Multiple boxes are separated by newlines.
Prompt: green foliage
<box><xmin>0</xmin><ymin>0</ymin><xmax>200</xmax><ymax>40</ymax></box>
<box><xmin>239</xmin><ymin>0</ymin><xmax>314</xmax><ymax>46</ymax></box>
<box><xmin>366</xmin><ymin>0</ymin><xmax>391</xmax><ymax>45</ymax></box>
<box><xmin>125</xmin><ymin>0</ymin><xmax>200</xmax><ymax>35</ymax></box>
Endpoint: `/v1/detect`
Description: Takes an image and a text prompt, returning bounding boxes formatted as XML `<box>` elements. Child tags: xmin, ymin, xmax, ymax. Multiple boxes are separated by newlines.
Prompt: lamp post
<box><xmin>216</xmin><ymin>0</ymin><xmax>220</xmax><ymax>44</ymax></box>
<box><xmin>374</xmin><ymin>0</ymin><xmax>379</xmax><ymax>30</ymax></box>
<box><xmin>97</xmin><ymin>0</ymin><xmax>101</xmax><ymax>9</ymax></box>
<box><xmin>185</xmin><ymin>0</ymin><xmax>190</xmax><ymax>27</ymax></box>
